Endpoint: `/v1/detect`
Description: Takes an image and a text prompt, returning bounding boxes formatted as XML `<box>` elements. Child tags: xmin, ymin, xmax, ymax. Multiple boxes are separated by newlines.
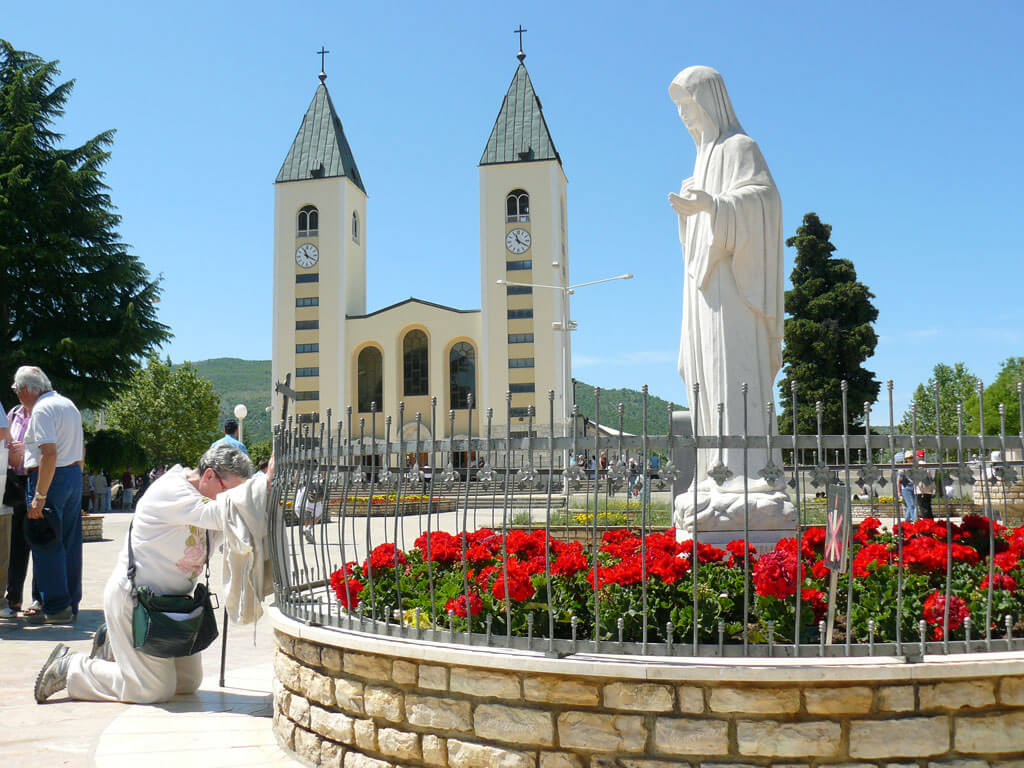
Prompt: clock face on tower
<box><xmin>505</xmin><ymin>228</ymin><xmax>531</xmax><ymax>254</ymax></box>
<box><xmin>295</xmin><ymin>243</ymin><xmax>319</xmax><ymax>268</ymax></box>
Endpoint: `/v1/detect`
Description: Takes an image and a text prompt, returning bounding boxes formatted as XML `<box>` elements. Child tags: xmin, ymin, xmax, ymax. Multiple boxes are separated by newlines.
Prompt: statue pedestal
<box><xmin>673</xmin><ymin>485</ymin><xmax>796</xmax><ymax>549</ymax></box>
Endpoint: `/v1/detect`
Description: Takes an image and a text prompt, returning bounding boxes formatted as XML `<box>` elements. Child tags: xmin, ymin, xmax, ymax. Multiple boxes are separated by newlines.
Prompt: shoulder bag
<box><xmin>127</xmin><ymin>521</ymin><xmax>220</xmax><ymax>658</ymax></box>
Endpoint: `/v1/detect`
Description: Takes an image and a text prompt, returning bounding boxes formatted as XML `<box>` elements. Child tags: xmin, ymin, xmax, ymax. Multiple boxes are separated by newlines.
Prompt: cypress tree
<box><xmin>0</xmin><ymin>41</ymin><xmax>169</xmax><ymax>408</ymax></box>
<box><xmin>777</xmin><ymin>212</ymin><xmax>879</xmax><ymax>435</ymax></box>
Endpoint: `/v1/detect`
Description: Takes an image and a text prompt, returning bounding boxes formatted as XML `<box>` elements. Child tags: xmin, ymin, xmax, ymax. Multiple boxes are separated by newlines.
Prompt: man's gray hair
<box><xmin>197</xmin><ymin>444</ymin><xmax>254</xmax><ymax>481</ymax></box>
<box><xmin>12</xmin><ymin>366</ymin><xmax>53</xmax><ymax>396</ymax></box>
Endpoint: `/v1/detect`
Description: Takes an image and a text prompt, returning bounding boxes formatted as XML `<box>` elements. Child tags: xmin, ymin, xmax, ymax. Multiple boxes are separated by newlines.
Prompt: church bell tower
<box><xmin>272</xmin><ymin>65</ymin><xmax>367</xmax><ymax>424</ymax></box>
<box><xmin>478</xmin><ymin>49</ymin><xmax>571</xmax><ymax>433</ymax></box>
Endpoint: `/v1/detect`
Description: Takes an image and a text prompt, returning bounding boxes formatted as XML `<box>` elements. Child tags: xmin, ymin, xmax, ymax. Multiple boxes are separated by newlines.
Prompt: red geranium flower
<box><xmin>900</xmin><ymin>537</ymin><xmax>947</xmax><ymax>573</ymax></box>
<box><xmin>801</xmin><ymin>587</ymin><xmax>827</xmax><ymax>623</ymax></box>
<box><xmin>646</xmin><ymin>528</ymin><xmax>686</xmax><ymax>558</ymax></box>
<box><xmin>414</xmin><ymin>531</ymin><xmax>462</xmax><ymax>563</ymax></box>
<box><xmin>923</xmin><ymin>590</ymin><xmax>970</xmax><ymax>640</ymax></box>
<box><xmin>504</xmin><ymin>529</ymin><xmax>547</xmax><ymax>561</ymax></box>
<box><xmin>646</xmin><ymin>551</ymin><xmax>691</xmax><ymax>585</ymax></box>
<box><xmin>474</xmin><ymin>565</ymin><xmax>500</xmax><ymax>590</ymax></box>
<box><xmin>696</xmin><ymin>542</ymin><xmax>728</xmax><ymax>564</ymax></box>
<box><xmin>600</xmin><ymin>554</ymin><xmax>644</xmax><ymax>587</ymax></box>
<box><xmin>980</xmin><ymin>572</ymin><xmax>1018</xmax><ymax>592</ymax></box>
<box><xmin>601</xmin><ymin>529</ymin><xmax>642</xmax><ymax>560</ymax></box>
<box><xmin>365</xmin><ymin>543</ymin><xmax>407</xmax><ymax>574</ymax></box>
<box><xmin>994</xmin><ymin>550</ymin><xmax>1020</xmax><ymax>573</ymax></box>
<box><xmin>811</xmin><ymin>559</ymin><xmax>830</xmax><ymax>580</ymax></box>
<box><xmin>752</xmin><ymin>549</ymin><xmax>798</xmax><ymax>599</ymax></box>
<box><xmin>446</xmin><ymin>592</ymin><xmax>483</xmax><ymax>617</ymax></box>
<box><xmin>853</xmin><ymin>517</ymin><xmax>882</xmax><ymax>545</ymax></box>
<box><xmin>551</xmin><ymin>542</ymin><xmax>589</xmax><ymax>577</ymax></box>
<box><xmin>465</xmin><ymin>543</ymin><xmax>495</xmax><ymax>563</ymax></box>
<box><xmin>726</xmin><ymin>539</ymin><xmax>758</xmax><ymax>568</ymax></box>
<box><xmin>330</xmin><ymin>569</ymin><xmax>364</xmax><ymax>608</ymax></box>
<box><xmin>801</xmin><ymin>527</ymin><xmax>826</xmax><ymax>559</ymax></box>
<box><xmin>492</xmin><ymin>560</ymin><xmax>536</xmax><ymax>602</ymax></box>
<box><xmin>467</xmin><ymin>528</ymin><xmax>502</xmax><ymax>553</ymax></box>
<box><xmin>852</xmin><ymin>543</ymin><xmax>892</xmax><ymax>578</ymax></box>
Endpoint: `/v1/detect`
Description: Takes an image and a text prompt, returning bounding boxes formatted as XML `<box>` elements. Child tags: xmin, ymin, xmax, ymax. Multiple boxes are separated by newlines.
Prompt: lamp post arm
<box><xmin>568</xmin><ymin>273</ymin><xmax>633</xmax><ymax>290</ymax></box>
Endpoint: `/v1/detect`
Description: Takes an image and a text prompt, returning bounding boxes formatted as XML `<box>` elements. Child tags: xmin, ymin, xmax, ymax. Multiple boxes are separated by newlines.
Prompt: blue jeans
<box><xmin>900</xmin><ymin>484</ymin><xmax>917</xmax><ymax>523</ymax></box>
<box><xmin>27</xmin><ymin>464</ymin><xmax>83</xmax><ymax>614</ymax></box>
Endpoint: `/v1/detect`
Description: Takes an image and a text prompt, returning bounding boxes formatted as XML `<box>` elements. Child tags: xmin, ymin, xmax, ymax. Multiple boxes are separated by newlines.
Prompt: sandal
<box><xmin>23</xmin><ymin>600</ymin><xmax>42</xmax><ymax>616</ymax></box>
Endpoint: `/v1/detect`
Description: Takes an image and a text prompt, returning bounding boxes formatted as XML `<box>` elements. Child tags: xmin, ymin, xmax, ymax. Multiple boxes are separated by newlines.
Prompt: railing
<box><xmin>268</xmin><ymin>382</ymin><xmax>1024</xmax><ymax>659</ymax></box>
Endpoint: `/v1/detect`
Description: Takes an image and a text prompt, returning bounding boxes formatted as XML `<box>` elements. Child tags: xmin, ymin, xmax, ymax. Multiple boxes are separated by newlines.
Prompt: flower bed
<box><xmin>283</xmin><ymin>495</ymin><xmax>456</xmax><ymax>523</ymax></box>
<box><xmin>330</xmin><ymin>515</ymin><xmax>1024</xmax><ymax>645</ymax></box>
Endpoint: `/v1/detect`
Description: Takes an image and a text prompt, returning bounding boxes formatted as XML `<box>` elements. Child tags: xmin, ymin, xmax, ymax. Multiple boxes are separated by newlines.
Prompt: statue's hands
<box><xmin>668</xmin><ymin>188</ymin><xmax>713</xmax><ymax>217</ymax></box>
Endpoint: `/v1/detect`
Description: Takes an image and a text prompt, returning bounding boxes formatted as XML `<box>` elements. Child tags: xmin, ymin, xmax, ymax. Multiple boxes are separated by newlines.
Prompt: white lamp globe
<box><xmin>233</xmin><ymin>403</ymin><xmax>248</xmax><ymax>420</ymax></box>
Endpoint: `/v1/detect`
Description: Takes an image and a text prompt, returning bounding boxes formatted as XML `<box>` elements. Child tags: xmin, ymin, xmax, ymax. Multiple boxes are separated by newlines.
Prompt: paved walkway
<box><xmin>0</xmin><ymin>512</ymin><xmax>298</xmax><ymax>768</ymax></box>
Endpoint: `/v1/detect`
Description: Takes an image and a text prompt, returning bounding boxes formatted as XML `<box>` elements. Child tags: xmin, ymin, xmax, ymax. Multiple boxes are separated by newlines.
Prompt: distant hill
<box><xmin>185</xmin><ymin>359</ymin><xmax>678</xmax><ymax>445</ymax></box>
<box><xmin>573</xmin><ymin>381</ymin><xmax>681</xmax><ymax>436</ymax></box>
<box><xmin>188</xmin><ymin>358</ymin><xmax>273</xmax><ymax>446</ymax></box>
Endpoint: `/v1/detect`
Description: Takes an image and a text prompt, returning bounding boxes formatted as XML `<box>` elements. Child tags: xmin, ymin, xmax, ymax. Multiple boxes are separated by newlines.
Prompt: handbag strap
<box><xmin>127</xmin><ymin>519</ymin><xmax>211</xmax><ymax>596</ymax></box>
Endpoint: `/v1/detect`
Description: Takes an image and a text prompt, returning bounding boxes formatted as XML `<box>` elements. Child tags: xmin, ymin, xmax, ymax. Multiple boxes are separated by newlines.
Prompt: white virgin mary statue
<box><xmin>667</xmin><ymin>66</ymin><xmax>794</xmax><ymax>540</ymax></box>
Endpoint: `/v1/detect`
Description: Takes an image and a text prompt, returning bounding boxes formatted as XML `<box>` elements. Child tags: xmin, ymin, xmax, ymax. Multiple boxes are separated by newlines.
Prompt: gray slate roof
<box><xmin>480</xmin><ymin>63</ymin><xmax>560</xmax><ymax>166</ymax></box>
<box><xmin>276</xmin><ymin>83</ymin><xmax>365</xmax><ymax>192</ymax></box>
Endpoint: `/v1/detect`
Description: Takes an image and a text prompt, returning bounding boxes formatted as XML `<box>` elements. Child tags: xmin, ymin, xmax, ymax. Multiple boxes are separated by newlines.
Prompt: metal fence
<box><xmin>268</xmin><ymin>381</ymin><xmax>1024</xmax><ymax>659</ymax></box>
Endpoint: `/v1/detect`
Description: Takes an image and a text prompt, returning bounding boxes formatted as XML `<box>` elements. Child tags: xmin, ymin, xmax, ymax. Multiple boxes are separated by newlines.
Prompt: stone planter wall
<box><xmin>82</xmin><ymin>513</ymin><xmax>103</xmax><ymax>542</ymax></box>
<box><xmin>270</xmin><ymin>609</ymin><xmax>1024</xmax><ymax>768</ymax></box>
<box><xmin>977</xmin><ymin>480</ymin><xmax>1024</xmax><ymax>525</ymax></box>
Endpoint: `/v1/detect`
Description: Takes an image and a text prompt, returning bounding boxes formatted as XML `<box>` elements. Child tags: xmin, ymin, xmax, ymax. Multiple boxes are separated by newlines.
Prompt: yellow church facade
<box><xmin>271</xmin><ymin>57</ymin><xmax>571</xmax><ymax>443</ymax></box>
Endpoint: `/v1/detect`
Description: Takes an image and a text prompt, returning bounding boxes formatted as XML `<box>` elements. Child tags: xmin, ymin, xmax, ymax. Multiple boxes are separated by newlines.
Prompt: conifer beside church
<box><xmin>777</xmin><ymin>212</ymin><xmax>879</xmax><ymax>435</ymax></box>
<box><xmin>0</xmin><ymin>41</ymin><xmax>169</xmax><ymax>408</ymax></box>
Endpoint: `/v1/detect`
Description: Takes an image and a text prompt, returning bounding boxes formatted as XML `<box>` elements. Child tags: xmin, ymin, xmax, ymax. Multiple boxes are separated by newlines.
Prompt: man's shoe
<box><xmin>90</xmin><ymin>623</ymin><xmax>110</xmax><ymax>660</ymax></box>
<box><xmin>34</xmin><ymin>644</ymin><xmax>72</xmax><ymax>703</ymax></box>
<box><xmin>27</xmin><ymin>606</ymin><xmax>74</xmax><ymax>625</ymax></box>
<box><xmin>0</xmin><ymin>606</ymin><xmax>18</xmax><ymax>619</ymax></box>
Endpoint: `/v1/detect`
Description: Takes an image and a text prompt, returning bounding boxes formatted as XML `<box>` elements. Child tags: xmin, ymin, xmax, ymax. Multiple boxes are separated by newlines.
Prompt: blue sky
<box><xmin>6</xmin><ymin>1</ymin><xmax>1023</xmax><ymax>421</ymax></box>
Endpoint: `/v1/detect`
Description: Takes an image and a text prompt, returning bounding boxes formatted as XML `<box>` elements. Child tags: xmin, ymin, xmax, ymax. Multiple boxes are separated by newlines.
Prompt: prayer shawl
<box><xmin>218</xmin><ymin>473</ymin><xmax>273</xmax><ymax>625</ymax></box>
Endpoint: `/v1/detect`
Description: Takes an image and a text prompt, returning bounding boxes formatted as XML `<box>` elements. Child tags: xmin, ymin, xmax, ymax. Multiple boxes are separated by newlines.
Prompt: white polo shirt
<box><xmin>24</xmin><ymin>391</ymin><xmax>84</xmax><ymax>470</ymax></box>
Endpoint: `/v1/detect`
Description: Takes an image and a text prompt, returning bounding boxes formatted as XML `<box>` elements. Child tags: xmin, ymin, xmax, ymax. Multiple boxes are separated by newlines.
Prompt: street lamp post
<box><xmin>496</xmin><ymin>271</ymin><xmax>633</xmax><ymax>456</ymax></box>
<box><xmin>234</xmin><ymin>403</ymin><xmax>248</xmax><ymax>443</ymax></box>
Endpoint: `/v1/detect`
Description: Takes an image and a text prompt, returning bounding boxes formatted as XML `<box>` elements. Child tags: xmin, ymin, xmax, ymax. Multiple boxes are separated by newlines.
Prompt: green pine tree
<box><xmin>0</xmin><ymin>41</ymin><xmax>169</xmax><ymax>409</ymax></box>
<box><xmin>777</xmin><ymin>213</ymin><xmax>880</xmax><ymax>435</ymax></box>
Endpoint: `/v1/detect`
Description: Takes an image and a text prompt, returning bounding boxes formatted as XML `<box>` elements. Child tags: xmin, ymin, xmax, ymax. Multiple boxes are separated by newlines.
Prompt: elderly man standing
<box><xmin>13</xmin><ymin>366</ymin><xmax>84</xmax><ymax>625</ymax></box>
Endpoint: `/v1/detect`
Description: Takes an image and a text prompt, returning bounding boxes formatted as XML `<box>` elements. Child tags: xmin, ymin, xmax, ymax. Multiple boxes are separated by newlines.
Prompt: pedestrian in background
<box><xmin>211</xmin><ymin>418</ymin><xmax>247</xmax><ymax>455</ymax></box>
<box><xmin>120</xmin><ymin>467</ymin><xmax>135</xmax><ymax>511</ymax></box>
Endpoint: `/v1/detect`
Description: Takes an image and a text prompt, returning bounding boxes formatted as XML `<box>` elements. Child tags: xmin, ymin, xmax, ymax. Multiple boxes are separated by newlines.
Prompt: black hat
<box><xmin>224</xmin><ymin>419</ymin><xmax>239</xmax><ymax>433</ymax></box>
<box><xmin>25</xmin><ymin>506</ymin><xmax>62</xmax><ymax>550</ymax></box>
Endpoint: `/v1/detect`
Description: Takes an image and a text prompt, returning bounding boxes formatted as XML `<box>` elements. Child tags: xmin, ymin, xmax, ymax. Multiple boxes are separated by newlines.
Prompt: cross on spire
<box><xmin>317</xmin><ymin>46</ymin><xmax>330</xmax><ymax>83</ymax></box>
<box><xmin>514</xmin><ymin>25</ymin><xmax>527</xmax><ymax>62</ymax></box>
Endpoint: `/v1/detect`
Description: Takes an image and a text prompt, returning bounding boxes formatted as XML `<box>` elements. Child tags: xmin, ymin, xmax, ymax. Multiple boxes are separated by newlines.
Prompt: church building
<box><xmin>270</xmin><ymin>51</ymin><xmax>571</xmax><ymax>445</ymax></box>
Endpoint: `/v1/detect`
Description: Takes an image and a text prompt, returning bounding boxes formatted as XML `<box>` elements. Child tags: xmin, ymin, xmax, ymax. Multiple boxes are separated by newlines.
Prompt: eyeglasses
<box><xmin>209</xmin><ymin>469</ymin><xmax>226</xmax><ymax>489</ymax></box>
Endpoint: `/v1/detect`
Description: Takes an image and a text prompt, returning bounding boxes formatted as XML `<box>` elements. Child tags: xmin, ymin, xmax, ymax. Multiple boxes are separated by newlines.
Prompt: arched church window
<box><xmin>402</xmin><ymin>330</ymin><xmax>429</xmax><ymax>397</ymax></box>
<box><xmin>298</xmin><ymin>205</ymin><xmax>319</xmax><ymax>236</ymax></box>
<box><xmin>449</xmin><ymin>342</ymin><xmax>475</xmax><ymax>410</ymax></box>
<box><xmin>505</xmin><ymin>189</ymin><xmax>530</xmax><ymax>222</ymax></box>
<box><xmin>352</xmin><ymin>211</ymin><xmax>360</xmax><ymax>243</ymax></box>
<box><xmin>357</xmin><ymin>347</ymin><xmax>383</xmax><ymax>413</ymax></box>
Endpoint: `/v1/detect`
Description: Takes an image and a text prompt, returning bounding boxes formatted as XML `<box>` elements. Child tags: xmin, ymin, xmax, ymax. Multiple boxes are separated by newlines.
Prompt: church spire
<box><xmin>479</xmin><ymin>55</ymin><xmax>560</xmax><ymax>167</ymax></box>
<box><xmin>276</xmin><ymin>78</ymin><xmax>365</xmax><ymax>192</ymax></box>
